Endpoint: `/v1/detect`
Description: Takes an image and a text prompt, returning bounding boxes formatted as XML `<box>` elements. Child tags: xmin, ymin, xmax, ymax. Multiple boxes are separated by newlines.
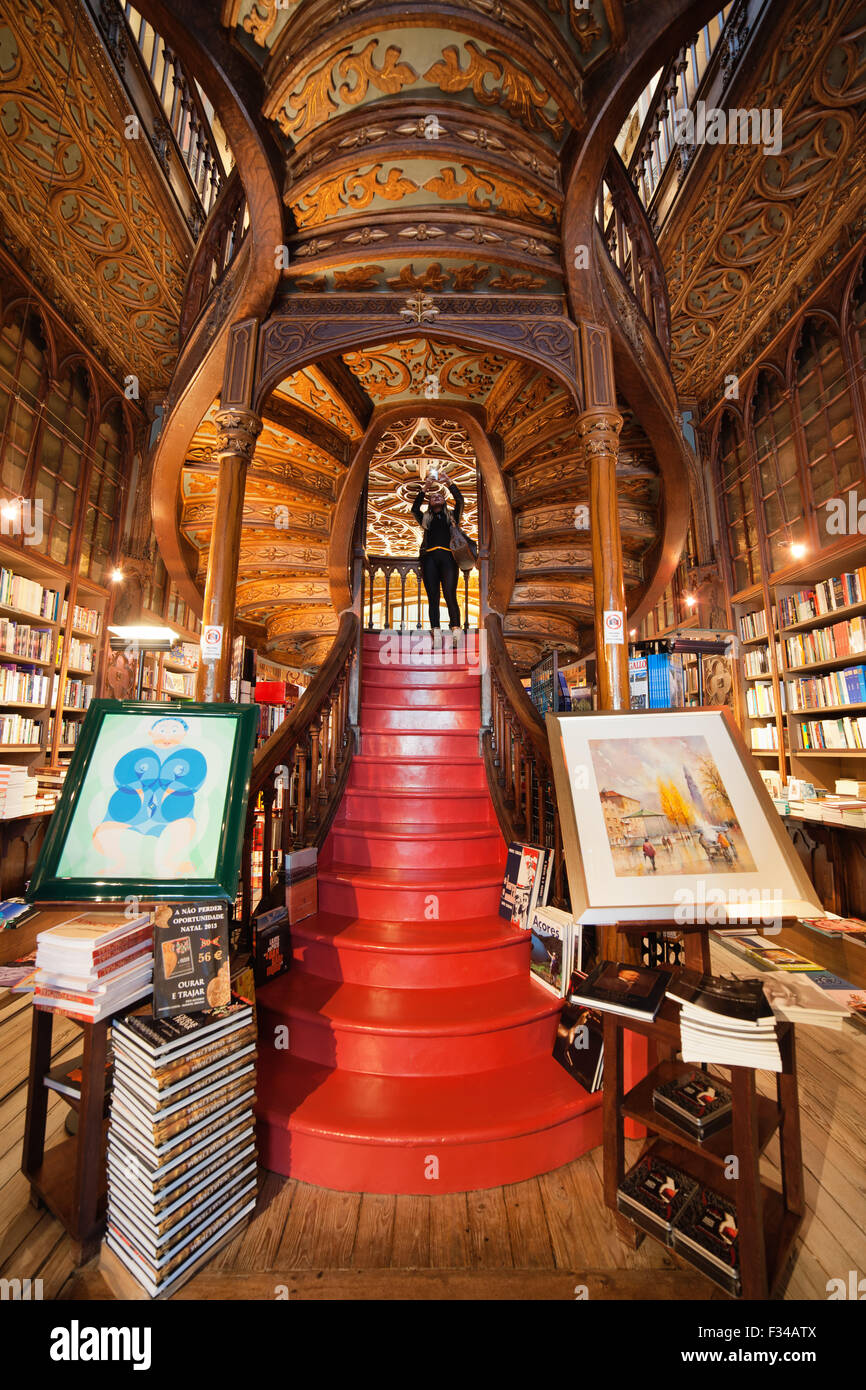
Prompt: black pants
<box><xmin>421</xmin><ymin>548</ymin><xmax>461</xmax><ymax>629</ymax></box>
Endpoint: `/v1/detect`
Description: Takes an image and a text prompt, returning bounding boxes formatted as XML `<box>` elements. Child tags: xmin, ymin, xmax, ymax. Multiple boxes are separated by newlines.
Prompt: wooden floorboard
<box><xmin>1</xmin><ymin>957</ymin><xmax>863</xmax><ymax>1302</ymax></box>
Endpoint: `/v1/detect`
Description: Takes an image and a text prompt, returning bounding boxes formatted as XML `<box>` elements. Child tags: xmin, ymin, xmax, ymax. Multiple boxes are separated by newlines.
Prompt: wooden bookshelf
<box><xmin>732</xmin><ymin>595</ymin><xmax>786</xmax><ymax>776</ymax></box>
<box><xmin>0</xmin><ymin>542</ymin><xmax>107</xmax><ymax>771</ymax></box>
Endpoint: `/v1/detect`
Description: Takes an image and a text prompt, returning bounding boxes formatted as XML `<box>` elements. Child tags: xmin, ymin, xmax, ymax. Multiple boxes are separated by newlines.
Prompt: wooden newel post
<box><xmin>578</xmin><ymin>322</ymin><xmax>629</xmax><ymax>711</ymax></box>
<box><xmin>195</xmin><ymin>406</ymin><xmax>261</xmax><ymax>702</ymax></box>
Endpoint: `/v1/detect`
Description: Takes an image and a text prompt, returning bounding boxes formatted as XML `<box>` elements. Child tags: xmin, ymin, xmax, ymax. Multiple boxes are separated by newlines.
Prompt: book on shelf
<box><xmin>651</xmin><ymin>1067</ymin><xmax>733</xmax><ymax>1140</ymax></box>
<box><xmin>616</xmin><ymin>1153</ymin><xmax>700</xmax><ymax>1246</ymax></box>
<box><xmin>798</xmin><ymin>914</ymin><xmax>866</xmax><ymax>938</ymax></box>
<box><xmin>0</xmin><ymin>897</ymin><xmax>31</xmax><ymax>927</ymax></box>
<box><xmin>0</xmin><ymin>950</ymin><xmax>37</xmax><ymax>990</ymax></box>
<box><xmin>805</xmin><ymin>971</ymin><xmax>866</xmax><ymax>1021</ymax></box>
<box><xmin>553</xmin><ymin>992</ymin><xmax>603</xmax><ymax>1092</ymax></box>
<box><xmin>778</xmin><ymin>568</ymin><xmax>866</xmax><ymax>627</ymax></box>
<box><xmin>738</xmin><ymin>609</ymin><xmax>768</xmax><ymax>642</ymax></box>
<box><xmin>758</xmin><ymin>971</ymin><xmax>852</xmax><ymax>1029</ymax></box>
<box><xmin>721</xmin><ymin>934</ymin><xmax>822</xmax><ymax>972</ymax></box>
<box><xmin>526</xmin><ymin>904</ymin><xmax>577</xmax><ymax>996</ymax></box>
<box><xmin>569</xmin><ymin>959</ymin><xmax>672</xmax><ymax>1020</ymax></box>
<box><xmin>253</xmin><ymin>903</ymin><xmax>290</xmax><ymax>986</ymax></box>
<box><xmin>498</xmin><ymin>842</ymin><xmax>552</xmax><ymax>931</ymax></box>
<box><xmin>671</xmin><ymin>1182</ymin><xmax>741</xmax><ymax>1298</ymax></box>
<box><xmin>0</xmin><ymin>569</ymin><xmax>60</xmax><ymax>621</ymax></box>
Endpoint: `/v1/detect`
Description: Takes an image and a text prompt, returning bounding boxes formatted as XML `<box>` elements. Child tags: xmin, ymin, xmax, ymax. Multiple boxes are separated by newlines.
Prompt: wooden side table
<box><xmin>22</xmin><ymin>1006</ymin><xmax>110</xmax><ymax>1264</ymax></box>
<box><xmin>602</xmin><ymin>989</ymin><xmax>804</xmax><ymax>1300</ymax></box>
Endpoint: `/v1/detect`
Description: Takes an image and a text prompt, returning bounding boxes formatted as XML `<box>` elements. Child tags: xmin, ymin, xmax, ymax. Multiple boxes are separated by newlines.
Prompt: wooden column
<box><xmin>195</xmin><ymin>407</ymin><xmax>261</xmax><ymax>702</ymax></box>
<box><xmin>578</xmin><ymin>322</ymin><xmax>628</xmax><ymax>710</ymax></box>
<box><xmin>580</xmin><ymin>408</ymin><xmax>627</xmax><ymax>708</ymax></box>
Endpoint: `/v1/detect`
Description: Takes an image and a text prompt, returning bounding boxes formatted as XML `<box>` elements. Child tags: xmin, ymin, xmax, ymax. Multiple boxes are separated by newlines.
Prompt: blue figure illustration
<box><xmin>92</xmin><ymin>717</ymin><xmax>207</xmax><ymax>876</ymax></box>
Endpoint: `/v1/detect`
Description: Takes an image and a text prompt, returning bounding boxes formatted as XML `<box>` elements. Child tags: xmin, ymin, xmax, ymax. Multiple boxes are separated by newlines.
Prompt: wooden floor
<box><xmin>1</xmin><ymin>942</ymin><xmax>864</xmax><ymax>1301</ymax></box>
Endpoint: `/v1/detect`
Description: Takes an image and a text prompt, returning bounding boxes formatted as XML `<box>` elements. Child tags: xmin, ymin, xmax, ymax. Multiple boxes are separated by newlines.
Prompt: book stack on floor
<box><xmin>32</xmin><ymin>912</ymin><xmax>154</xmax><ymax>1023</ymax></box>
<box><xmin>0</xmin><ymin>764</ymin><xmax>36</xmax><ymax>819</ymax></box>
<box><xmin>104</xmin><ymin>1003</ymin><xmax>258</xmax><ymax>1298</ymax></box>
<box><xmin>668</xmin><ymin>970</ymin><xmax>782</xmax><ymax>1071</ymax></box>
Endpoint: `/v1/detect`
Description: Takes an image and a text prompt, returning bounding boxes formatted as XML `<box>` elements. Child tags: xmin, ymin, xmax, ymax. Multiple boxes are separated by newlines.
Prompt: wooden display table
<box><xmin>603</xmin><ymin>989</ymin><xmax>804</xmax><ymax>1300</ymax></box>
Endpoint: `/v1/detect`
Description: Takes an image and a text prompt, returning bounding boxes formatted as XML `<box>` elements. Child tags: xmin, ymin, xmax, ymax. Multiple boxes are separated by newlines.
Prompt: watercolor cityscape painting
<box><xmin>587</xmin><ymin>733</ymin><xmax>757</xmax><ymax>877</ymax></box>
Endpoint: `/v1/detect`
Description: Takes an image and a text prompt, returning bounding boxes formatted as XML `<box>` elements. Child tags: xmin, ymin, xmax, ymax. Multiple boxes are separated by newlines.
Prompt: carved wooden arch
<box><xmin>707</xmin><ymin>403</ymin><xmax>762</xmax><ymax>601</ymax></box>
<box><xmin>841</xmin><ymin>249</ymin><xmax>866</xmax><ymax>346</ymax></box>
<box><xmin>0</xmin><ymin>295</ymin><xmax>58</xmax><ymax>382</ymax></box>
<box><xmin>328</xmin><ymin>401</ymin><xmax>517</xmax><ymax>620</ymax></box>
<box><xmin>784</xmin><ymin>309</ymin><xmax>846</xmax><ymax>388</ymax></box>
<box><xmin>252</xmin><ymin>313</ymin><xmax>583</xmax><ymax>416</ymax></box>
<box><xmin>742</xmin><ymin>361</ymin><xmax>789</xmax><ymax>442</ymax></box>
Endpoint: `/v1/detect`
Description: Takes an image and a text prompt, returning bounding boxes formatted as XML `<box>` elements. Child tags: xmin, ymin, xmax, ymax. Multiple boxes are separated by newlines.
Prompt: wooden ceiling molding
<box><xmin>0</xmin><ymin>0</ymin><xmax>192</xmax><ymax>391</ymax></box>
<box><xmin>661</xmin><ymin>0</ymin><xmax>866</xmax><ymax>406</ymax></box>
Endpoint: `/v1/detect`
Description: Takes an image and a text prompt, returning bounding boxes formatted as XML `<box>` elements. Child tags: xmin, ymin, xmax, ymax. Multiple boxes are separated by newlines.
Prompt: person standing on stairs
<box><xmin>411</xmin><ymin>468</ymin><xmax>464</xmax><ymax>638</ymax></box>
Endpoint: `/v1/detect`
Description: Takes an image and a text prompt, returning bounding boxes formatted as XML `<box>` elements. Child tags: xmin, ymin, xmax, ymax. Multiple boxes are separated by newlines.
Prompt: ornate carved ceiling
<box><xmin>662</xmin><ymin>0</ymin><xmax>866</xmax><ymax>405</ymax></box>
<box><xmin>0</xmin><ymin>0</ymin><xmax>192</xmax><ymax>391</ymax></box>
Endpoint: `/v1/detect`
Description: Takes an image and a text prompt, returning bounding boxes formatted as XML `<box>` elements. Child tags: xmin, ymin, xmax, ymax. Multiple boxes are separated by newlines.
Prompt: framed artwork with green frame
<box><xmin>27</xmin><ymin>701</ymin><xmax>259</xmax><ymax>904</ymax></box>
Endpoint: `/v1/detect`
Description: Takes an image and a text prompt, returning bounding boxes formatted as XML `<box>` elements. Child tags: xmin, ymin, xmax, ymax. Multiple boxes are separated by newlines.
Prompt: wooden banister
<box><xmin>482</xmin><ymin>613</ymin><xmax>566</xmax><ymax>908</ymax></box>
<box><xmin>597</xmin><ymin>151</ymin><xmax>671</xmax><ymax>356</ymax></box>
<box><xmin>239</xmin><ymin>611</ymin><xmax>358</xmax><ymax>933</ymax></box>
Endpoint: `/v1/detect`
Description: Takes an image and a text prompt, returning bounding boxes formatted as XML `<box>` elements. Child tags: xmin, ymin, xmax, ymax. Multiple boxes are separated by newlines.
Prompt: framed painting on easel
<box><xmin>546</xmin><ymin>706</ymin><xmax>821</xmax><ymax>926</ymax></box>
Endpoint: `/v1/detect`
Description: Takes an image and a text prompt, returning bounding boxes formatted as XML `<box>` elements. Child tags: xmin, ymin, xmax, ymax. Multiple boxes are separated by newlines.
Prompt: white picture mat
<box><xmin>553</xmin><ymin>710</ymin><xmax>821</xmax><ymax>923</ymax></box>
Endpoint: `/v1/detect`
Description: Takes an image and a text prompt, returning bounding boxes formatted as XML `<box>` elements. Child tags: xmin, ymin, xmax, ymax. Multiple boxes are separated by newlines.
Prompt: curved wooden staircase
<box><xmin>255</xmin><ymin>632</ymin><xmax>603</xmax><ymax>1194</ymax></box>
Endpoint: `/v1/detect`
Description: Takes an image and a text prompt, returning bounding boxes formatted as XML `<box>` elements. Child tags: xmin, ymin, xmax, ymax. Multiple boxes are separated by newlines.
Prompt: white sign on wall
<box><xmin>603</xmin><ymin>610</ymin><xmax>625</xmax><ymax>645</ymax></box>
<box><xmin>201</xmin><ymin>624</ymin><xmax>224</xmax><ymax>660</ymax></box>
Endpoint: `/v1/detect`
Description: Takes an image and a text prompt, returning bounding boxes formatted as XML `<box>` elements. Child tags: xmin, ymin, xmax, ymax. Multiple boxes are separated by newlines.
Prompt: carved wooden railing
<box><xmin>364</xmin><ymin>556</ymin><xmax>473</xmax><ymax>632</ymax></box>
<box><xmin>179</xmin><ymin>168</ymin><xmax>248</xmax><ymax>341</ymax></box>
<box><xmin>596</xmin><ymin>151</ymin><xmax>671</xmax><ymax>355</ymax></box>
<box><xmin>238</xmin><ymin>611</ymin><xmax>358</xmax><ymax>934</ymax></box>
<box><xmin>482</xmin><ymin>613</ymin><xmax>566</xmax><ymax>910</ymax></box>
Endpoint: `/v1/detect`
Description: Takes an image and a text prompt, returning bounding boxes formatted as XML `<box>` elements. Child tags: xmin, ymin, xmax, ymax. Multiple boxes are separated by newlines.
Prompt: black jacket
<box><xmin>411</xmin><ymin>481</ymin><xmax>463</xmax><ymax>557</ymax></box>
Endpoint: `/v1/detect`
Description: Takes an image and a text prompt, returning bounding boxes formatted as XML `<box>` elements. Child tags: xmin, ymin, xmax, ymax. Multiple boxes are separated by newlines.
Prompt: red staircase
<box><xmin>256</xmin><ymin>632</ymin><xmax>603</xmax><ymax>1193</ymax></box>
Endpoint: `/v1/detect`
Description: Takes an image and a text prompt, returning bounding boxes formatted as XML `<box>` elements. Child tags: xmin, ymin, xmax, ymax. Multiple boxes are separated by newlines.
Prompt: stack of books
<box><xmin>0</xmin><ymin>764</ymin><xmax>37</xmax><ymax>819</ymax></box>
<box><xmin>32</xmin><ymin>911</ymin><xmax>154</xmax><ymax>1023</ymax></box>
<box><xmin>104</xmin><ymin>1005</ymin><xmax>258</xmax><ymax>1298</ymax></box>
<box><xmin>668</xmin><ymin>970</ymin><xmax>782</xmax><ymax>1071</ymax></box>
<box><xmin>758</xmin><ymin>970</ymin><xmax>852</xmax><ymax>1029</ymax></box>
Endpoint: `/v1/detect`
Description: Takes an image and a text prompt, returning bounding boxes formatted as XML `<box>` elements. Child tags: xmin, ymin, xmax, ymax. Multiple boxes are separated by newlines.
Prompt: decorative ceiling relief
<box><xmin>265</xmin><ymin>31</ymin><xmax>569</xmax><ymax>144</ymax></box>
<box><xmin>0</xmin><ymin>0</ymin><xmax>190</xmax><ymax>390</ymax></box>
<box><xmin>663</xmin><ymin>0</ymin><xmax>866</xmax><ymax>402</ymax></box>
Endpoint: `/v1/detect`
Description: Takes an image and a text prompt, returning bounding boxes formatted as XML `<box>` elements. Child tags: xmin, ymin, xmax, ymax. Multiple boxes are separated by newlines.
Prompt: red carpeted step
<box><xmin>318</xmin><ymin>862</ymin><xmax>503</xmax><ymax>921</ymax></box>
<box><xmin>363</xmin><ymin>684</ymin><xmax>479</xmax><ymax>709</ymax></box>
<box><xmin>362</xmin><ymin>665</ymin><xmax>480</xmax><ymax>688</ymax></box>
<box><xmin>257</xmin><ymin>971</ymin><xmax>561</xmax><ymax>1076</ymax></box>
<box><xmin>328</xmin><ymin>821</ymin><xmax>502</xmax><ymax>870</ymax></box>
<box><xmin>338</xmin><ymin>786</ymin><xmax>497</xmax><ymax>828</ymax></box>
<box><xmin>349</xmin><ymin>755</ymin><xmax>488</xmax><ymax>791</ymax></box>
<box><xmin>256</xmin><ymin>1052</ymin><xmax>603</xmax><ymax>1194</ymax></box>
<box><xmin>287</xmin><ymin>913</ymin><xmax>526</xmax><ymax>988</ymax></box>
<box><xmin>360</xmin><ymin>706</ymin><xmax>479</xmax><ymax>733</ymax></box>
<box><xmin>361</xmin><ymin>729</ymin><xmax>478</xmax><ymax>757</ymax></box>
